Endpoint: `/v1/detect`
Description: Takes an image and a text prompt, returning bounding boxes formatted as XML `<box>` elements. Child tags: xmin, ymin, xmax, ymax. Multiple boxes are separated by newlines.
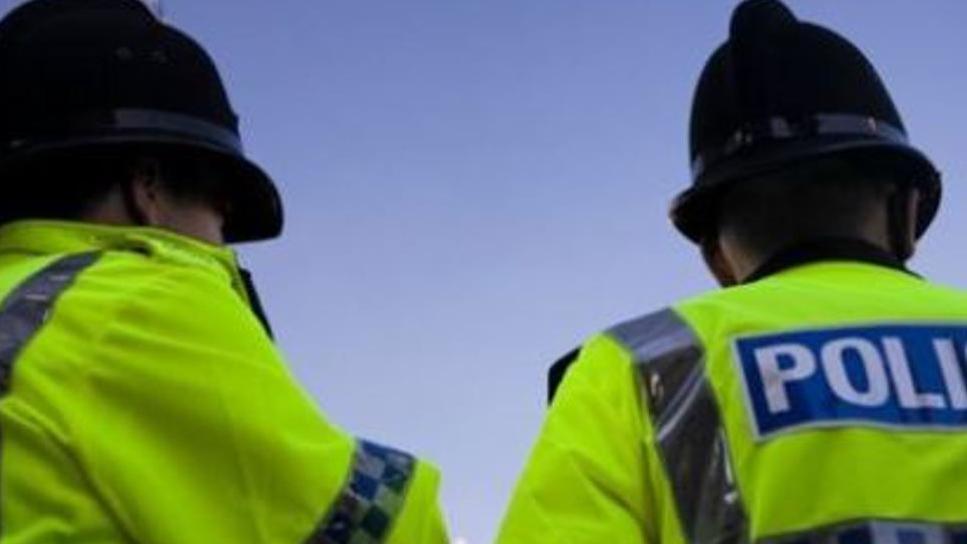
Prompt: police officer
<box><xmin>0</xmin><ymin>0</ymin><xmax>448</xmax><ymax>541</ymax></box>
<box><xmin>498</xmin><ymin>1</ymin><xmax>967</xmax><ymax>542</ymax></box>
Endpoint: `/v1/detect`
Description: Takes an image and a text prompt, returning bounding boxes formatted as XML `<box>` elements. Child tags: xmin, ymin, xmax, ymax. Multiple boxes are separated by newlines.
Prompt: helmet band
<box><xmin>3</xmin><ymin>108</ymin><xmax>244</xmax><ymax>157</ymax></box>
<box><xmin>692</xmin><ymin>113</ymin><xmax>908</xmax><ymax>179</ymax></box>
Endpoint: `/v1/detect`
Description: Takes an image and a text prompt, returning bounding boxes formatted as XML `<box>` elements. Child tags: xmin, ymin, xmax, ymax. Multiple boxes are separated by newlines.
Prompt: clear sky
<box><xmin>8</xmin><ymin>1</ymin><xmax>967</xmax><ymax>542</ymax></box>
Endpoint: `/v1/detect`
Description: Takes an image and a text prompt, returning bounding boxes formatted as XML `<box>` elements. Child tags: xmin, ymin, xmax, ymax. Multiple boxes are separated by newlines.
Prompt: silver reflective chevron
<box><xmin>609</xmin><ymin>308</ymin><xmax>748</xmax><ymax>544</ymax></box>
<box><xmin>0</xmin><ymin>252</ymin><xmax>101</xmax><ymax>395</ymax></box>
<box><xmin>0</xmin><ymin>251</ymin><xmax>102</xmax><ymax>534</ymax></box>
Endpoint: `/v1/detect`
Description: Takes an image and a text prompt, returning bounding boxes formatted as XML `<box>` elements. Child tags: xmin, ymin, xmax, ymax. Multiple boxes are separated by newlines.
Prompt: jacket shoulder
<box><xmin>606</xmin><ymin>307</ymin><xmax>701</xmax><ymax>362</ymax></box>
<box><xmin>49</xmin><ymin>250</ymin><xmax>266</xmax><ymax>363</ymax></box>
<box><xmin>547</xmin><ymin>308</ymin><xmax>702</xmax><ymax>404</ymax></box>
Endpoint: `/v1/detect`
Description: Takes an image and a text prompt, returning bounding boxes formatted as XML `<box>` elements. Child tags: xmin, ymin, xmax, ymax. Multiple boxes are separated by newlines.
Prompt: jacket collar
<box><xmin>744</xmin><ymin>238</ymin><xmax>916</xmax><ymax>284</ymax></box>
<box><xmin>0</xmin><ymin>219</ymin><xmax>242</xmax><ymax>286</ymax></box>
<box><xmin>0</xmin><ymin>220</ymin><xmax>277</xmax><ymax>338</ymax></box>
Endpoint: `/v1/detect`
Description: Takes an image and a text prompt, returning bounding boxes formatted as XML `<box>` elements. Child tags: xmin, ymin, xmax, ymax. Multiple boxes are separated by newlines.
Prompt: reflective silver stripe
<box><xmin>610</xmin><ymin>308</ymin><xmax>748</xmax><ymax>544</ymax></box>
<box><xmin>0</xmin><ymin>252</ymin><xmax>101</xmax><ymax>394</ymax></box>
<box><xmin>691</xmin><ymin>114</ymin><xmax>909</xmax><ymax>179</ymax></box>
<box><xmin>0</xmin><ymin>252</ymin><xmax>102</xmax><ymax>533</ymax></box>
<box><xmin>761</xmin><ymin>519</ymin><xmax>967</xmax><ymax>544</ymax></box>
<box><xmin>306</xmin><ymin>439</ymin><xmax>416</xmax><ymax>544</ymax></box>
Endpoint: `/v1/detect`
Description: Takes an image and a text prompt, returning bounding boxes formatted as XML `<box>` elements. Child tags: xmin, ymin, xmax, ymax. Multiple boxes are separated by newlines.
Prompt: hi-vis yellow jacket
<box><xmin>499</xmin><ymin>252</ymin><xmax>967</xmax><ymax>544</ymax></box>
<box><xmin>0</xmin><ymin>221</ymin><xmax>448</xmax><ymax>543</ymax></box>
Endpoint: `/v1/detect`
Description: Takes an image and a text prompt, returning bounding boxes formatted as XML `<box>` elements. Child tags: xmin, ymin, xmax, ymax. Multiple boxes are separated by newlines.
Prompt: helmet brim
<box><xmin>0</xmin><ymin>136</ymin><xmax>283</xmax><ymax>244</ymax></box>
<box><xmin>670</xmin><ymin>140</ymin><xmax>941</xmax><ymax>244</ymax></box>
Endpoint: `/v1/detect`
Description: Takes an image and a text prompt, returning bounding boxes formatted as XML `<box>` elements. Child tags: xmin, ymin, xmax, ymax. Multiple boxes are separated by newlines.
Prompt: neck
<box><xmin>80</xmin><ymin>191</ymin><xmax>225</xmax><ymax>246</ymax></box>
<box><xmin>742</xmin><ymin>237</ymin><xmax>909</xmax><ymax>284</ymax></box>
<box><xmin>723</xmin><ymin>227</ymin><xmax>892</xmax><ymax>282</ymax></box>
<box><xmin>79</xmin><ymin>191</ymin><xmax>134</xmax><ymax>227</ymax></box>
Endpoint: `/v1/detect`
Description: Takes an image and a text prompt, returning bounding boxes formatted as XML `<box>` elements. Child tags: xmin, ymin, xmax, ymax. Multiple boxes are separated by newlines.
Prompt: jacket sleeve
<box><xmin>68</xmin><ymin>266</ymin><xmax>448</xmax><ymax>544</ymax></box>
<box><xmin>496</xmin><ymin>334</ymin><xmax>658</xmax><ymax>544</ymax></box>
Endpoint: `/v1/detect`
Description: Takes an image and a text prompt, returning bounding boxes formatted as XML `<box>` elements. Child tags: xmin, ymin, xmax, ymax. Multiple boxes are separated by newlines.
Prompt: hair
<box><xmin>0</xmin><ymin>145</ymin><xmax>227</xmax><ymax>224</ymax></box>
<box><xmin>716</xmin><ymin>156</ymin><xmax>899</xmax><ymax>258</ymax></box>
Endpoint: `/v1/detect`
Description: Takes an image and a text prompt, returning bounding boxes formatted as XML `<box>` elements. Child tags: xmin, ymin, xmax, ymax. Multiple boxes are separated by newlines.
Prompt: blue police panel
<box><xmin>733</xmin><ymin>324</ymin><xmax>967</xmax><ymax>439</ymax></box>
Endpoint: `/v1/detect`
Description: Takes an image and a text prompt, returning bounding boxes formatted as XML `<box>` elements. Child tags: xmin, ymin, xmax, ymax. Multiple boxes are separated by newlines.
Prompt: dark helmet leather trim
<box><xmin>6</xmin><ymin>109</ymin><xmax>245</xmax><ymax>157</ymax></box>
<box><xmin>691</xmin><ymin>113</ymin><xmax>909</xmax><ymax>181</ymax></box>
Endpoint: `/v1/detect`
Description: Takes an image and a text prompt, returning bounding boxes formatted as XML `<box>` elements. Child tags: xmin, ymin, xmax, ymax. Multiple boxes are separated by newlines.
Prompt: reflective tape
<box><xmin>610</xmin><ymin>308</ymin><xmax>748</xmax><ymax>544</ymax></box>
<box><xmin>306</xmin><ymin>440</ymin><xmax>416</xmax><ymax>544</ymax></box>
<box><xmin>0</xmin><ymin>252</ymin><xmax>102</xmax><ymax>532</ymax></box>
<box><xmin>761</xmin><ymin>519</ymin><xmax>967</xmax><ymax>544</ymax></box>
<box><xmin>0</xmin><ymin>252</ymin><xmax>101</xmax><ymax>395</ymax></box>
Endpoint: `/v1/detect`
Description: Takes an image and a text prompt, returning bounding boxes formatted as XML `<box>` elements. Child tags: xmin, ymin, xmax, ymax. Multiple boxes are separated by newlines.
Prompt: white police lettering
<box><xmin>934</xmin><ymin>339</ymin><xmax>967</xmax><ymax>410</ymax></box>
<box><xmin>821</xmin><ymin>338</ymin><xmax>890</xmax><ymax>407</ymax></box>
<box><xmin>753</xmin><ymin>343</ymin><xmax>816</xmax><ymax>413</ymax></box>
<box><xmin>884</xmin><ymin>337</ymin><xmax>946</xmax><ymax>409</ymax></box>
<box><xmin>734</xmin><ymin>325</ymin><xmax>967</xmax><ymax>438</ymax></box>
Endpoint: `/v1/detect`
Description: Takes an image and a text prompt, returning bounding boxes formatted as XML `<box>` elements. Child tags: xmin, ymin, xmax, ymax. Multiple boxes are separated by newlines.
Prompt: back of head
<box><xmin>717</xmin><ymin>157</ymin><xmax>895</xmax><ymax>261</ymax></box>
<box><xmin>671</xmin><ymin>0</ymin><xmax>941</xmax><ymax>262</ymax></box>
<box><xmin>0</xmin><ymin>0</ymin><xmax>283</xmax><ymax>242</ymax></box>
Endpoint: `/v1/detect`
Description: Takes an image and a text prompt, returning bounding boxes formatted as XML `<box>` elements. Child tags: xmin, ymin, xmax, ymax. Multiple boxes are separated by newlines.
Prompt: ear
<box><xmin>903</xmin><ymin>187</ymin><xmax>921</xmax><ymax>257</ymax></box>
<box><xmin>887</xmin><ymin>185</ymin><xmax>920</xmax><ymax>262</ymax></box>
<box><xmin>701</xmin><ymin>236</ymin><xmax>739</xmax><ymax>287</ymax></box>
<box><xmin>127</xmin><ymin>158</ymin><xmax>166</xmax><ymax>226</ymax></box>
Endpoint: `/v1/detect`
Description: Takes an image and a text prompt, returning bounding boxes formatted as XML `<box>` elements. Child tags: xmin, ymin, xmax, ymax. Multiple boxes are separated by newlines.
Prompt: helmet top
<box><xmin>0</xmin><ymin>0</ymin><xmax>283</xmax><ymax>243</ymax></box>
<box><xmin>673</xmin><ymin>0</ymin><xmax>940</xmax><ymax>243</ymax></box>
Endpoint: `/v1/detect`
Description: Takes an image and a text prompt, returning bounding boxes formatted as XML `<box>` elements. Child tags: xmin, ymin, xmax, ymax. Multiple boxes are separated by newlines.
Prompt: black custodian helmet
<box><xmin>671</xmin><ymin>0</ymin><xmax>941</xmax><ymax>244</ymax></box>
<box><xmin>0</xmin><ymin>0</ymin><xmax>282</xmax><ymax>242</ymax></box>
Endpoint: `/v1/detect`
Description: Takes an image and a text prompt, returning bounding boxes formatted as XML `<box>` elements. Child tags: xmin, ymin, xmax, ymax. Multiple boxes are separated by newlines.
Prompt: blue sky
<box><xmin>8</xmin><ymin>1</ymin><xmax>967</xmax><ymax>541</ymax></box>
<box><xmin>176</xmin><ymin>2</ymin><xmax>967</xmax><ymax>542</ymax></box>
